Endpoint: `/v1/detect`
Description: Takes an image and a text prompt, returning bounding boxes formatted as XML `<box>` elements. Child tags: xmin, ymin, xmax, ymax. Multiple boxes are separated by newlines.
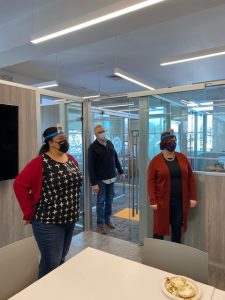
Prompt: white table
<box><xmin>10</xmin><ymin>247</ymin><xmax>215</xmax><ymax>300</ymax></box>
<box><xmin>212</xmin><ymin>288</ymin><xmax>225</xmax><ymax>300</ymax></box>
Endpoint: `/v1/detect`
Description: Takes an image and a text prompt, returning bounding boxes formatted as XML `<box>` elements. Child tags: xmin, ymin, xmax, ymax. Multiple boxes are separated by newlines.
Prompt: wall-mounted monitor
<box><xmin>0</xmin><ymin>104</ymin><xmax>18</xmax><ymax>181</ymax></box>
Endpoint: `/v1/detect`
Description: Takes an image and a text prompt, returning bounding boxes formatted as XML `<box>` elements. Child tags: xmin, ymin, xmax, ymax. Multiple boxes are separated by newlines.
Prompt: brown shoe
<box><xmin>96</xmin><ymin>225</ymin><xmax>106</xmax><ymax>234</ymax></box>
<box><xmin>105</xmin><ymin>221</ymin><xmax>115</xmax><ymax>229</ymax></box>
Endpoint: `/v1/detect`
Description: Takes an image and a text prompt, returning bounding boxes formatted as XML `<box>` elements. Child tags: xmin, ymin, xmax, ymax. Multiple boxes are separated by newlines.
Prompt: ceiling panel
<box><xmin>1</xmin><ymin>0</ymin><xmax>225</xmax><ymax>96</ymax></box>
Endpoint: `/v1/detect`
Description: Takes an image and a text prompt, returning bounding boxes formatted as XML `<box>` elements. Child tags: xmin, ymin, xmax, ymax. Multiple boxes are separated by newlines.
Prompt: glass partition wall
<box><xmin>91</xmin><ymin>81</ymin><xmax>225</xmax><ymax>244</ymax></box>
<box><xmin>39</xmin><ymin>81</ymin><xmax>225</xmax><ymax>244</ymax></box>
<box><xmin>144</xmin><ymin>84</ymin><xmax>225</xmax><ymax>172</ymax></box>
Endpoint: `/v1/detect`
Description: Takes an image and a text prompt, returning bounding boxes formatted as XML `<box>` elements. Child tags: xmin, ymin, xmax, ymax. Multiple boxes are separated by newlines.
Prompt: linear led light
<box><xmin>99</xmin><ymin>103</ymin><xmax>135</xmax><ymax>108</ymax></box>
<box><xmin>121</xmin><ymin>108</ymin><xmax>139</xmax><ymax>112</ymax></box>
<box><xmin>180</xmin><ymin>100</ymin><xmax>198</xmax><ymax>107</ymax></box>
<box><xmin>55</xmin><ymin>98</ymin><xmax>67</xmax><ymax>102</ymax></box>
<box><xmin>161</xmin><ymin>47</ymin><xmax>225</xmax><ymax>66</ymax></box>
<box><xmin>194</xmin><ymin>106</ymin><xmax>213</xmax><ymax>112</ymax></box>
<box><xmin>180</xmin><ymin>99</ymin><xmax>189</xmax><ymax>105</ymax></box>
<box><xmin>199</xmin><ymin>101</ymin><xmax>213</xmax><ymax>106</ymax></box>
<box><xmin>187</xmin><ymin>101</ymin><xmax>198</xmax><ymax>107</ymax></box>
<box><xmin>32</xmin><ymin>80</ymin><xmax>58</xmax><ymax>89</ymax></box>
<box><xmin>83</xmin><ymin>94</ymin><xmax>101</xmax><ymax>99</ymax></box>
<box><xmin>149</xmin><ymin>109</ymin><xmax>164</xmax><ymax>115</ymax></box>
<box><xmin>114</xmin><ymin>68</ymin><xmax>155</xmax><ymax>90</ymax></box>
<box><xmin>31</xmin><ymin>0</ymin><xmax>166</xmax><ymax>44</ymax></box>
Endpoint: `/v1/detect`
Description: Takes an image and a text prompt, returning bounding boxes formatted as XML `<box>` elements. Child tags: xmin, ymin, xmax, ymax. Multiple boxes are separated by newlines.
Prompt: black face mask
<box><xmin>164</xmin><ymin>141</ymin><xmax>176</xmax><ymax>152</ymax></box>
<box><xmin>58</xmin><ymin>140</ymin><xmax>69</xmax><ymax>153</ymax></box>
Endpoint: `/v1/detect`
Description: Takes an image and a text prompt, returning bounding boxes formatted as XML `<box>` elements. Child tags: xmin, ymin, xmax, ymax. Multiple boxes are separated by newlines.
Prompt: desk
<box><xmin>10</xmin><ymin>247</ymin><xmax>215</xmax><ymax>300</ymax></box>
<box><xmin>212</xmin><ymin>289</ymin><xmax>225</xmax><ymax>300</ymax></box>
<box><xmin>206</xmin><ymin>165</ymin><xmax>225</xmax><ymax>172</ymax></box>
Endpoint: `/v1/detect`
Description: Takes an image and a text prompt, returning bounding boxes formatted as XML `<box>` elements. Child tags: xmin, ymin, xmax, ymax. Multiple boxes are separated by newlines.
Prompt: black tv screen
<box><xmin>0</xmin><ymin>104</ymin><xmax>18</xmax><ymax>181</ymax></box>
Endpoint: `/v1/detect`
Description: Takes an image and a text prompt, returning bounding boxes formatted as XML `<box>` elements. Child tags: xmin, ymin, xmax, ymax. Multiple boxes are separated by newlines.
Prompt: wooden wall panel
<box><xmin>205</xmin><ymin>175</ymin><xmax>225</xmax><ymax>265</ymax></box>
<box><xmin>184</xmin><ymin>173</ymin><xmax>225</xmax><ymax>266</ymax></box>
<box><xmin>184</xmin><ymin>173</ymin><xmax>225</xmax><ymax>282</ymax></box>
<box><xmin>0</xmin><ymin>83</ymin><xmax>38</xmax><ymax>247</ymax></box>
<box><xmin>183</xmin><ymin>174</ymin><xmax>207</xmax><ymax>251</ymax></box>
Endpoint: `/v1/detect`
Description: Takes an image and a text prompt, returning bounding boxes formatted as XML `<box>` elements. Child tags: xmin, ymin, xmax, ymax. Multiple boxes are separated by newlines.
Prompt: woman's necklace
<box><xmin>46</xmin><ymin>151</ymin><xmax>68</xmax><ymax>163</ymax></box>
<box><xmin>64</xmin><ymin>161</ymin><xmax>77</xmax><ymax>174</ymax></box>
<box><xmin>162</xmin><ymin>151</ymin><xmax>176</xmax><ymax>161</ymax></box>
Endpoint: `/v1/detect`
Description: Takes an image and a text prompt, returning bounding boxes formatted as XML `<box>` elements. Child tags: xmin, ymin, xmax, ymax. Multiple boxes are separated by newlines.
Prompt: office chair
<box><xmin>0</xmin><ymin>236</ymin><xmax>39</xmax><ymax>300</ymax></box>
<box><xmin>142</xmin><ymin>238</ymin><xmax>208</xmax><ymax>284</ymax></box>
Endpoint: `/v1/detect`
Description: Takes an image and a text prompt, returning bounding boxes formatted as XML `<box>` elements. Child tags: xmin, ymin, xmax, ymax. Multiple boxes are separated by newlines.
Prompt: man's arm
<box><xmin>115</xmin><ymin>151</ymin><xmax>124</xmax><ymax>174</ymax></box>
<box><xmin>88</xmin><ymin>146</ymin><xmax>98</xmax><ymax>186</ymax></box>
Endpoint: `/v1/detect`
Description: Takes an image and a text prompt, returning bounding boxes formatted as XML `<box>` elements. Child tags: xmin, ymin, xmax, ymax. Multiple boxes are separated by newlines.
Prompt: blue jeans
<box><xmin>32</xmin><ymin>219</ymin><xmax>75</xmax><ymax>278</ymax></box>
<box><xmin>96</xmin><ymin>181</ymin><xmax>114</xmax><ymax>225</ymax></box>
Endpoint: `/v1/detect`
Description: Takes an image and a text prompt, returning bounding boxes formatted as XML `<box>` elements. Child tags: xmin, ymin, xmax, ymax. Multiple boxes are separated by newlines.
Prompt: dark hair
<box><xmin>159</xmin><ymin>129</ymin><xmax>176</xmax><ymax>150</ymax></box>
<box><xmin>39</xmin><ymin>127</ymin><xmax>57</xmax><ymax>154</ymax></box>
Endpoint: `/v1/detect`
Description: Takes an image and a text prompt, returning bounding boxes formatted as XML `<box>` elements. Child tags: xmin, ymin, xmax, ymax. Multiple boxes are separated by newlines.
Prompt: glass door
<box><xmin>127</xmin><ymin>116</ymin><xmax>140</xmax><ymax>243</ymax></box>
<box><xmin>66</xmin><ymin>102</ymin><xmax>84</xmax><ymax>233</ymax></box>
<box><xmin>90</xmin><ymin>101</ymin><xmax>140</xmax><ymax>243</ymax></box>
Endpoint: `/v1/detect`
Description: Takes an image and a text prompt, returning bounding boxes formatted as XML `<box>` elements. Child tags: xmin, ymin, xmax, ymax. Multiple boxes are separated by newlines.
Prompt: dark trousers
<box><xmin>153</xmin><ymin>203</ymin><xmax>183</xmax><ymax>243</ymax></box>
<box><xmin>32</xmin><ymin>218</ymin><xmax>75</xmax><ymax>278</ymax></box>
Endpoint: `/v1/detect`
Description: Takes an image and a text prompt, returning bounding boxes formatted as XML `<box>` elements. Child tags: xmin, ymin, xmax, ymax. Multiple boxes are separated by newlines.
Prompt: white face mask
<box><xmin>98</xmin><ymin>133</ymin><xmax>105</xmax><ymax>140</ymax></box>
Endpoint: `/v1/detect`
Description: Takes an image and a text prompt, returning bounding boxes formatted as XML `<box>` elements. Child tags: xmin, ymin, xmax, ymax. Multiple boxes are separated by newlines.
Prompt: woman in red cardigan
<box><xmin>147</xmin><ymin>130</ymin><xmax>197</xmax><ymax>243</ymax></box>
<box><xmin>14</xmin><ymin>126</ymin><xmax>83</xmax><ymax>278</ymax></box>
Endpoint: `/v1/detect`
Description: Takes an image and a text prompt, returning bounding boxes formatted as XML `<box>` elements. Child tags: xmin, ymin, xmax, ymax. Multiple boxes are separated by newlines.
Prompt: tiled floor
<box><xmin>91</xmin><ymin>187</ymin><xmax>140</xmax><ymax>244</ymax></box>
<box><xmin>68</xmin><ymin>231</ymin><xmax>225</xmax><ymax>291</ymax></box>
<box><xmin>68</xmin><ymin>231</ymin><xmax>142</xmax><ymax>263</ymax></box>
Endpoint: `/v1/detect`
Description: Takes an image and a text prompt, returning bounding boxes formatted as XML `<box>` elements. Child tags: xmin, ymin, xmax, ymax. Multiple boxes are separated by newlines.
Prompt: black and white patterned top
<box><xmin>34</xmin><ymin>154</ymin><xmax>83</xmax><ymax>224</ymax></box>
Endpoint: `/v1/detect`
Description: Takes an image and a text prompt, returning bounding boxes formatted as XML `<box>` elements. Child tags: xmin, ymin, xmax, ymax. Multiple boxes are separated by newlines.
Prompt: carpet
<box><xmin>113</xmin><ymin>207</ymin><xmax>139</xmax><ymax>222</ymax></box>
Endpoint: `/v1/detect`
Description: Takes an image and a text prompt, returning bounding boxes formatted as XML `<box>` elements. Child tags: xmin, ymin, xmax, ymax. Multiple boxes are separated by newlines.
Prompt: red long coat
<box><xmin>147</xmin><ymin>152</ymin><xmax>196</xmax><ymax>236</ymax></box>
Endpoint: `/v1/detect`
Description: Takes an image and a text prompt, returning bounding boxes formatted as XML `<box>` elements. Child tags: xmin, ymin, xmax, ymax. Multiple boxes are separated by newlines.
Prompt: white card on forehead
<box><xmin>56</xmin><ymin>123</ymin><xmax>63</xmax><ymax>133</ymax></box>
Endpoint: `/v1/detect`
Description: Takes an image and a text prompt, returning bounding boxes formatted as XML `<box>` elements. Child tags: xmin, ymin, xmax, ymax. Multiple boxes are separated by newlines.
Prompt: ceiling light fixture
<box><xmin>180</xmin><ymin>99</ymin><xmax>189</xmax><ymax>105</ymax></box>
<box><xmin>121</xmin><ymin>108</ymin><xmax>139</xmax><ymax>112</ymax></box>
<box><xmin>161</xmin><ymin>46</ymin><xmax>225</xmax><ymax>66</ymax></box>
<box><xmin>200</xmin><ymin>101</ymin><xmax>213</xmax><ymax>106</ymax></box>
<box><xmin>149</xmin><ymin>109</ymin><xmax>164</xmax><ymax>115</ymax></box>
<box><xmin>83</xmin><ymin>94</ymin><xmax>101</xmax><ymax>99</ymax></box>
<box><xmin>187</xmin><ymin>101</ymin><xmax>198</xmax><ymax>107</ymax></box>
<box><xmin>33</xmin><ymin>80</ymin><xmax>58</xmax><ymax>89</ymax></box>
<box><xmin>55</xmin><ymin>98</ymin><xmax>67</xmax><ymax>102</ymax></box>
<box><xmin>99</xmin><ymin>103</ymin><xmax>135</xmax><ymax>108</ymax></box>
<box><xmin>114</xmin><ymin>68</ymin><xmax>155</xmax><ymax>90</ymax></box>
<box><xmin>31</xmin><ymin>0</ymin><xmax>166</xmax><ymax>44</ymax></box>
<box><xmin>180</xmin><ymin>100</ymin><xmax>198</xmax><ymax>107</ymax></box>
<box><xmin>194</xmin><ymin>106</ymin><xmax>213</xmax><ymax>112</ymax></box>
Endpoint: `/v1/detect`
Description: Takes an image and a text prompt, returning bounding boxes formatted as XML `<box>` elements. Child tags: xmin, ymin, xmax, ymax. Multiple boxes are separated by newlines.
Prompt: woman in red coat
<box><xmin>147</xmin><ymin>130</ymin><xmax>197</xmax><ymax>243</ymax></box>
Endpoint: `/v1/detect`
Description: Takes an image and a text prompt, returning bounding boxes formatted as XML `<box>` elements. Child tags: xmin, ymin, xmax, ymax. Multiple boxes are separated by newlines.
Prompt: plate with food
<box><xmin>162</xmin><ymin>275</ymin><xmax>202</xmax><ymax>300</ymax></box>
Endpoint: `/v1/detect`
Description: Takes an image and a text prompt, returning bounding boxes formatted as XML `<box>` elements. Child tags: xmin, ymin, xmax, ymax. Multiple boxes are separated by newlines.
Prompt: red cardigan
<box><xmin>147</xmin><ymin>152</ymin><xmax>196</xmax><ymax>236</ymax></box>
<box><xmin>13</xmin><ymin>154</ymin><xmax>78</xmax><ymax>221</ymax></box>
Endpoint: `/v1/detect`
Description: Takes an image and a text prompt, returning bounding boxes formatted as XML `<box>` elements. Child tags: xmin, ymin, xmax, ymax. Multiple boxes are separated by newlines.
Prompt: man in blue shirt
<box><xmin>88</xmin><ymin>125</ymin><xmax>125</xmax><ymax>234</ymax></box>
